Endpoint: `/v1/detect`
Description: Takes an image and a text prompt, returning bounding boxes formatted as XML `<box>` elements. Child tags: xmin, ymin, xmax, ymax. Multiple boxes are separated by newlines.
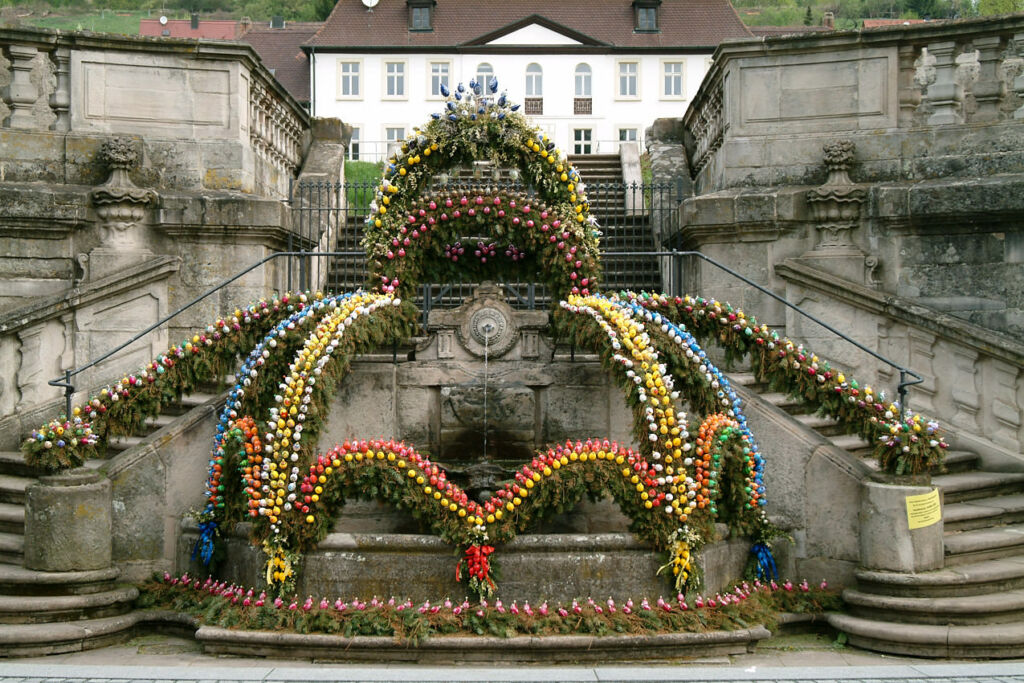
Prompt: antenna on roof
<box><xmin>362</xmin><ymin>0</ymin><xmax>380</xmax><ymax>10</ymax></box>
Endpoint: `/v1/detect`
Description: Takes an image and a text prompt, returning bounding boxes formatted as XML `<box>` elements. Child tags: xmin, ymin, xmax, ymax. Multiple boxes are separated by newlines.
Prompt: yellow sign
<box><xmin>906</xmin><ymin>488</ymin><xmax>942</xmax><ymax>530</ymax></box>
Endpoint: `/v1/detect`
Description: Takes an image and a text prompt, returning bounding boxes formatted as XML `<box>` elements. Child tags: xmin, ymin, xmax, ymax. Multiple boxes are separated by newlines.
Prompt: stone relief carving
<box><xmin>90</xmin><ymin>139</ymin><xmax>158</xmax><ymax>249</ymax></box>
<box><xmin>84</xmin><ymin>137</ymin><xmax>159</xmax><ymax>281</ymax></box>
<box><xmin>806</xmin><ymin>140</ymin><xmax>867</xmax><ymax>251</ymax></box>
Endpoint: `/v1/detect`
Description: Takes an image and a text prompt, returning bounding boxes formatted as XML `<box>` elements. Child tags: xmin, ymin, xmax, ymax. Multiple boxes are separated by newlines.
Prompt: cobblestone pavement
<box><xmin>2</xmin><ymin>635</ymin><xmax>1023</xmax><ymax>683</ymax></box>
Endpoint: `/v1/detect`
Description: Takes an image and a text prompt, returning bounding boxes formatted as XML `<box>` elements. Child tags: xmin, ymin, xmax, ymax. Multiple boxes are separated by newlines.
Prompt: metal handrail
<box><xmin>49</xmin><ymin>248</ymin><xmax>922</xmax><ymax>424</ymax></box>
<box><xmin>47</xmin><ymin>250</ymin><xmax>367</xmax><ymax>420</ymax></box>
<box><xmin>610</xmin><ymin>249</ymin><xmax>924</xmax><ymax>421</ymax></box>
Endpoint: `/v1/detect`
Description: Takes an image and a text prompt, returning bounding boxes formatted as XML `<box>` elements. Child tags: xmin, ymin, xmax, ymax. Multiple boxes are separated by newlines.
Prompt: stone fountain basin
<box><xmin>177</xmin><ymin>514</ymin><xmax>753</xmax><ymax>603</ymax></box>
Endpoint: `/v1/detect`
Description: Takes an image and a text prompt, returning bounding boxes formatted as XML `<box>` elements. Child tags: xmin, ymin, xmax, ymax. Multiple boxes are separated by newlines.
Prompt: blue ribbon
<box><xmin>192</xmin><ymin>521</ymin><xmax>218</xmax><ymax>565</ymax></box>
<box><xmin>751</xmin><ymin>541</ymin><xmax>778</xmax><ymax>581</ymax></box>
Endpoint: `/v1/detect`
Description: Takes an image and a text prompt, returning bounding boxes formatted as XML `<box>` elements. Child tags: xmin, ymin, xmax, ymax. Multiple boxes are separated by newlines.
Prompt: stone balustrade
<box><xmin>684</xmin><ymin>14</ymin><xmax>1024</xmax><ymax>193</ymax></box>
<box><xmin>0</xmin><ymin>26</ymin><xmax>309</xmax><ymax>198</ymax></box>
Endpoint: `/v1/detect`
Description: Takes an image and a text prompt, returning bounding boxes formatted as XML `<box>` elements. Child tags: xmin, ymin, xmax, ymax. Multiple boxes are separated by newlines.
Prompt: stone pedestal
<box><xmin>25</xmin><ymin>469</ymin><xmax>112</xmax><ymax>572</ymax></box>
<box><xmin>859</xmin><ymin>481</ymin><xmax>943</xmax><ymax>572</ymax></box>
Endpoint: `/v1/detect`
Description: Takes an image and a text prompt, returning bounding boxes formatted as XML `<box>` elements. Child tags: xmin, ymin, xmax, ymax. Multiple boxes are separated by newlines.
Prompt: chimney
<box><xmin>822</xmin><ymin>11</ymin><xmax>835</xmax><ymax>28</ymax></box>
<box><xmin>190</xmin><ymin>12</ymin><xmax>199</xmax><ymax>29</ymax></box>
<box><xmin>271</xmin><ymin>15</ymin><xmax>285</xmax><ymax>29</ymax></box>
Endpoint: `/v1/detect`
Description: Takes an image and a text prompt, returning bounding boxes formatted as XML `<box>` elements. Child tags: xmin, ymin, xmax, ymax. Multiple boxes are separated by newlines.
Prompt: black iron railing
<box><xmin>49</xmin><ymin>248</ymin><xmax>922</xmax><ymax>424</ymax></box>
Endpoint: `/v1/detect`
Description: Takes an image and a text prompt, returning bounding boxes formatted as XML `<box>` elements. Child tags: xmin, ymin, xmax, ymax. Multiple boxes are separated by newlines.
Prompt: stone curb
<box><xmin>194</xmin><ymin>623</ymin><xmax>772</xmax><ymax>663</ymax></box>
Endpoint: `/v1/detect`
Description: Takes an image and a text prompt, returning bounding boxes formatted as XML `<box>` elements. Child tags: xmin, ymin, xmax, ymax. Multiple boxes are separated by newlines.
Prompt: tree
<box><xmin>804</xmin><ymin>5</ymin><xmax>813</xmax><ymax>24</ymax></box>
<box><xmin>977</xmin><ymin>0</ymin><xmax>1023</xmax><ymax>14</ymax></box>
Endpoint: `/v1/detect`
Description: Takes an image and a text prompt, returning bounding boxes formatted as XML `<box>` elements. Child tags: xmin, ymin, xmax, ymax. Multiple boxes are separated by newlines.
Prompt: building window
<box><xmin>349</xmin><ymin>127</ymin><xmax>360</xmax><ymax>161</ymax></box>
<box><xmin>525</xmin><ymin>63</ymin><xmax>543</xmax><ymax>97</ymax></box>
<box><xmin>385</xmin><ymin>61</ymin><xmax>406</xmax><ymax>98</ymax></box>
<box><xmin>386</xmin><ymin>127</ymin><xmax>405</xmax><ymax>156</ymax></box>
<box><xmin>618</xmin><ymin>61</ymin><xmax>638</xmax><ymax>98</ymax></box>
<box><xmin>573</xmin><ymin>128</ymin><xmax>592</xmax><ymax>155</ymax></box>
<box><xmin>338</xmin><ymin>61</ymin><xmax>360</xmax><ymax>98</ymax></box>
<box><xmin>633</xmin><ymin>0</ymin><xmax>661</xmax><ymax>32</ymax></box>
<box><xmin>663</xmin><ymin>61</ymin><xmax>683</xmax><ymax>98</ymax></box>
<box><xmin>430</xmin><ymin>61</ymin><xmax>450</xmax><ymax>97</ymax></box>
<box><xmin>574</xmin><ymin>63</ymin><xmax>591</xmax><ymax>97</ymax></box>
<box><xmin>619</xmin><ymin>128</ymin><xmax>638</xmax><ymax>142</ymax></box>
<box><xmin>475</xmin><ymin>63</ymin><xmax>493</xmax><ymax>91</ymax></box>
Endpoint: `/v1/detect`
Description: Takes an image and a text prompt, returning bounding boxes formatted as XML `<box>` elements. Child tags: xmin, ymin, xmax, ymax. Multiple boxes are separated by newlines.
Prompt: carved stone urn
<box><xmin>85</xmin><ymin>138</ymin><xmax>158</xmax><ymax>280</ymax></box>
<box><xmin>803</xmin><ymin>140</ymin><xmax>874</xmax><ymax>284</ymax></box>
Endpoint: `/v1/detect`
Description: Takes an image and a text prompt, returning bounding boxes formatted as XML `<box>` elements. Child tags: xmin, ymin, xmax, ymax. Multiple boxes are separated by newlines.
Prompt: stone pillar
<box><xmin>49</xmin><ymin>46</ymin><xmax>71</xmax><ymax>132</ymax></box>
<box><xmin>926</xmin><ymin>41</ymin><xmax>964</xmax><ymax>125</ymax></box>
<box><xmin>804</xmin><ymin>140</ymin><xmax>869</xmax><ymax>283</ymax></box>
<box><xmin>860</xmin><ymin>481</ymin><xmax>943</xmax><ymax>572</ymax></box>
<box><xmin>6</xmin><ymin>44</ymin><xmax>41</xmax><ymax>129</ymax></box>
<box><xmin>1014</xmin><ymin>33</ymin><xmax>1024</xmax><ymax>120</ymax></box>
<box><xmin>25</xmin><ymin>469</ymin><xmax>112</xmax><ymax>572</ymax></box>
<box><xmin>86</xmin><ymin>138</ymin><xmax>159</xmax><ymax>281</ymax></box>
<box><xmin>897</xmin><ymin>44</ymin><xmax>924</xmax><ymax>128</ymax></box>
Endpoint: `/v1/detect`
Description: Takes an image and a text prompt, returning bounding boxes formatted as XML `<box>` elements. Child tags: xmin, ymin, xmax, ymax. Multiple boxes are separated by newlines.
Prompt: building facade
<box><xmin>305</xmin><ymin>0</ymin><xmax>751</xmax><ymax>159</ymax></box>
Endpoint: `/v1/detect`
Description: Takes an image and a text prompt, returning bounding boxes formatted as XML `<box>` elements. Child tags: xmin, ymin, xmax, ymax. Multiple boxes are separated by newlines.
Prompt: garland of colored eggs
<box><xmin>624</xmin><ymin>291</ymin><xmax>946</xmax><ymax>474</ymax></box>
<box><xmin>373</xmin><ymin>189</ymin><xmax>600</xmax><ymax>298</ymax></box>
<box><xmin>24</xmin><ymin>293</ymin><xmax>302</xmax><ymax>471</ymax></box>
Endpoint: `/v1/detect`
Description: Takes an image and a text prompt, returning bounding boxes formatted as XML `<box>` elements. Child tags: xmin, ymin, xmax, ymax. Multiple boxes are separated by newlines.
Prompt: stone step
<box><xmin>0</xmin><ymin>585</ymin><xmax>137</xmax><ymax>625</ymax></box>
<box><xmin>727</xmin><ymin>372</ymin><xmax>767</xmax><ymax>391</ymax></box>
<box><xmin>828</xmin><ymin>612</ymin><xmax>1024</xmax><ymax>658</ymax></box>
<box><xmin>104</xmin><ymin>434</ymin><xmax>146</xmax><ymax>455</ymax></box>
<box><xmin>0</xmin><ymin>610</ymin><xmax>141</xmax><ymax>657</ymax></box>
<box><xmin>0</xmin><ymin>474</ymin><xmax>29</xmax><ymax>506</ymax></box>
<box><xmin>944</xmin><ymin>493</ymin><xmax>1024</xmax><ymax>532</ymax></box>
<box><xmin>843</xmin><ymin>587</ymin><xmax>1024</xmax><ymax>625</ymax></box>
<box><xmin>794</xmin><ymin>412</ymin><xmax>846</xmax><ymax>437</ymax></box>
<box><xmin>0</xmin><ymin>564</ymin><xmax>121</xmax><ymax>596</ymax></box>
<box><xmin>934</xmin><ymin>470</ymin><xmax>1024</xmax><ymax>504</ymax></box>
<box><xmin>0</xmin><ymin>451</ymin><xmax>42</xmax><ymax>479</ymax></box>
<box><xmin>855</xmin><ymin>556</ymin><xmax>1024</xmax><ymax>598</ymax></box>
<box><xmin>942</xmin><ymin>449</ymin><xmax>981</xmax><ymax>475</ymax></box>
<box><xmin>827</xmin><ymin>433</ymin><xmax>875</xmax><ymax>457</ymax></box>
<box><xmin>0</xmin><ymin>502</ymin><xmax>24</xmax><ymax>535</ymax></box>
<box><xmin>0</xmin><ymin>531</ymin><xmax>24</xmax><ymax>565</ymax></box>
<box><xmin>757</xmin><ymin>392</ymin><xmax>810</xmax><ymax>415</ymax></box>
<box><xmin>944</xmin><ymin>523</ymin><xmax>1024</xmax><ymax>565</ymax></box>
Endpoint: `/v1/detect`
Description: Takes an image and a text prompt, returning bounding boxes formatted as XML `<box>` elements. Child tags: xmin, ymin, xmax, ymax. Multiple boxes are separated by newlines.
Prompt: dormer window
<box><xmin>408</xmin><ymin>0</ymin><xmax>435</xmax><ymax>31</ymax></box>
<box><xmin>633</xmin><ymin>0</ymin><xmax>661</xmax><ymax>32</ymax></box>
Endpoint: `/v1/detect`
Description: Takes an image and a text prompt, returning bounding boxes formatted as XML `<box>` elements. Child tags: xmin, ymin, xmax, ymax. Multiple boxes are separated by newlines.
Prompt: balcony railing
<box><xmin>683</xmin><ymin>14</ymin><xmax>1024</xmax><ymax>191</ymax></box>
<box><xmin>524</xmin><ymin>97</ymin><xmax>544</xmax><ymax>116</ymax></box>
<box><xmin>574</xmin><ymin>97</ymin><xmax>593</xmax><ymax>115</ymax></box>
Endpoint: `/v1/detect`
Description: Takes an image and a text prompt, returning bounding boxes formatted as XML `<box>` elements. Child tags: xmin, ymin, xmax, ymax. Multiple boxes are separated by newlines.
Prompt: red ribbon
<box><xmin>457</xmin><ymin>544</ymin><xmax>496</xmax><ymax>587</ymax></box>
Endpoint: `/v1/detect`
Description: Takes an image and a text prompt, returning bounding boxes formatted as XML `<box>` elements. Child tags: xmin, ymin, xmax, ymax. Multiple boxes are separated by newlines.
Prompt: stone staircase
<box><xmin>0</xmin><ymin>391</ymin><xmax>217</xmax><ymax>656</ymax></box>
<box><xmin>732</xmin><ymin>371</ymin><xmax>1024</xmax><ymax>658</ymax></box>
<box><xmin>568</xmin><ymin>154</ymin><xmax>661</xmax><ymax>294</ymax></box>
<box><xmin>324</xmin><ymin>155</ymin><xmax>662</xmax><ymax>300</ymax></box>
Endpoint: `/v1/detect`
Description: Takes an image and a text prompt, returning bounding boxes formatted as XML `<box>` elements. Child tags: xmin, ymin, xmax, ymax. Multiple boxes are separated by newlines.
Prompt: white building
<box><xmin>305</xmin><ymin>0</ymin><xmax>751</xmax><ymax>160</ymax></box>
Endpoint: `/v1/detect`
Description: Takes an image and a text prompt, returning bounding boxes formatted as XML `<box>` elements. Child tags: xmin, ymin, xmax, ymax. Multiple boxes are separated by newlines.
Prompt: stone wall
<box><xmin>650</xmin><ymin>15</ymin><xmax>1024</xmax><ymax>461</ymax></box>
<box><xmin>0</xmin><ymin>29</ymin><xmax>356</xmax><ymax>428</ymax></box>
<box><xmin>0</xmin><ymin>27</ymin><xmax>309</xmax><ymax>198</ymax></box>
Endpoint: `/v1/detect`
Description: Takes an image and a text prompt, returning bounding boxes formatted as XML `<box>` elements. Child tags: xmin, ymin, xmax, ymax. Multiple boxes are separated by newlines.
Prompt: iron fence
<box><xmin>288</xmin><ymin>178</ymin><xmax>684</xmax><ymax>301</ymax></box>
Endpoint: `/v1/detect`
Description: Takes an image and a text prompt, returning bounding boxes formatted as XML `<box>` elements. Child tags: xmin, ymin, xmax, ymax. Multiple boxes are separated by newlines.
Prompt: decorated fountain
<box><xmin>20</xmin><ymin>79</ymin><xmax>946</xmax><ymax>648</ymax></box>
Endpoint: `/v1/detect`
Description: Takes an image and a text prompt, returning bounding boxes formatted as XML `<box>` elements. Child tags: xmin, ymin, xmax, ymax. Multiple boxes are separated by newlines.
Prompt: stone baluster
<box><xmin>49</xmin><ymin>46</ymin><xmax>71</xmax><ymax>132</ymax></box>
<box><xmin>906</xmin><ymin>329</ymin><xmax>937</xmax><ymax>416</ymax></box>
<box><xmin>1014</xmin><ymin>32</ymin><xmax>1024</xmax><ymax>119</ymax></box>
<box><xmin>971</xmin><ymin>36</ymin><xmax>1005</xmax><ymax>123</ymax></box>
<box><xmin>6</xmin><ymin>44</ymin><xmax>41</xmax><ymax>129</ymax></box>
<box><xmin>949</xmin><ymin>347</ymin><xmax>980</xmax><ymax>433</ymax></box>
<box><xmin>897</xmin><ymin>44</ymin><xmax>924</xmax><ymax>128</ymax></box>
<box><xmin>925</xmin><ymin>40</ymin><xmax>964</xmax><ymax>125</ymax></box>
<box><xmin>983</xmin><ymin>359</ymin><xmax>1022</xmax><ymax>452</ymax></box>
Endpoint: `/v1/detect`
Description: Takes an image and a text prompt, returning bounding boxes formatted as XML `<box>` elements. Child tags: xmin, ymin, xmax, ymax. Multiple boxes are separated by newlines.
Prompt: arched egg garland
<box><xmin>195</xmin><ymin>83</ymin><xmax>778</xmax><ymax>596</ymax></box>
<box><xmin>196</xmin><ymin>290</ymin><xmax>774</xmax><ymax>596</ymax></box>
<box><xmin>363</xmin><ymin>78</ymin><xmax>601</xmax><ymax>299</ymax></box>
